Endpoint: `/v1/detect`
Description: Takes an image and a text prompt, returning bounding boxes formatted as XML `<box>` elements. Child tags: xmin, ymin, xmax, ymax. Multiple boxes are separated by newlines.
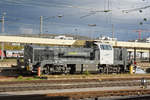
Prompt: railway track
<box><xmin>1</xmin><ymin>89</ymin><xmax>150</xmax><ymax>100</ymax></box>
<box><xmin>0</xmin><ymin>77</ymin><xmax>150</xmax><ymax>100</ymax></box>
<box><xmin>0</xmin><ymin>78</ymin><xmax>149</xmax><ymax>92</ymax></box>
<box><xmin>46</xmin><ymin>89</ymin><xmax>150</xmax><ymax>99</ymax></box>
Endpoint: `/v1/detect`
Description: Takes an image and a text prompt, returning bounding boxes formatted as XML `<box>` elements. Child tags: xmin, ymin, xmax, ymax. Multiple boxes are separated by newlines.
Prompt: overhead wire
<box><xmin>122</xmin><ymin>5</ymin><xmax>150</xmax><ymax>13</ymax></box>
<box><xmin>2</xmin><ymin>0</ymin><xmax>150</xmax><ymax>38</ymax></box>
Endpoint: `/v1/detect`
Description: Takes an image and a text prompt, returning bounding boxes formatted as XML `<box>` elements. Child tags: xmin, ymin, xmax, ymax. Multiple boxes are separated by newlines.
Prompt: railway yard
<box><xmin>0</xmin><ymin>69</ymin><xmax>150</xmax><ymax>100</ymax></box>
<box><xmin>2</xmin><ymin>0</ymin><xmax>150</xmax><ymax>99</ymax></box>
<box><xmin>0</xmin><ymin>39</ymin><xmax>150</xmax><ymax>100</ymax></box>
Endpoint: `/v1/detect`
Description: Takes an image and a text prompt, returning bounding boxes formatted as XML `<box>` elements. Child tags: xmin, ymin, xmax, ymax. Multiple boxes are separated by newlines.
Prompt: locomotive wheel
<box><xmin>99</xmin><ymin>67</ymin><xmax>104</xmax><ymax>74</ymax></box>
<box><xmin>104</xmin><ymin>66</ymin><xmax>109</xmax><ymax>74</ymax></box>
<box><xmin>117</xmin><ymin>66</ymin><xmax>121</xmax><ymax>74</ymax></box>
<box><xmin>68</xmin><ymin>64</ymin><xmax>76</xmax><ymax>74</ymax></box>
<box><xmin>43</xmin><ymin>65</ymin><xmax>50</xmax><ymax>75</ymax></box>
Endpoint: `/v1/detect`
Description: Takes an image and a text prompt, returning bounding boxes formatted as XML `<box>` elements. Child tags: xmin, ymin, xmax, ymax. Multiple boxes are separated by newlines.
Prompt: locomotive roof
<box><xmin>26</xmin><ymin>45</ymin><xmax>93</xmax><ymax>51</ymax></box>
<box><xmin>27</xmin><ymin>45</ymin><xmax>67</xmax><ymax>49</ymax></box>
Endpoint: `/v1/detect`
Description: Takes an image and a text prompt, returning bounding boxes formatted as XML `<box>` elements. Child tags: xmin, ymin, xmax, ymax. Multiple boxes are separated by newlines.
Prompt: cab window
<box><xmin>100</xmin><ymin>45</ymin><xmax>112</xmax><ymax>50</ymax></box>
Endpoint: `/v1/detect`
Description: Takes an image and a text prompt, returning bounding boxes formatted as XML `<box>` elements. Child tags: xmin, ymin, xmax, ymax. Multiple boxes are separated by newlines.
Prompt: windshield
<box><xmin>100</xmin><ymin>44</ymin><xmax>112</xmax><ymax>50</ymax></box>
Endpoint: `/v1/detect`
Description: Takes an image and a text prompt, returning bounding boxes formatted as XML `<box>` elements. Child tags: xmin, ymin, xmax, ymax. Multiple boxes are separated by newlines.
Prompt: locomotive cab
<box><xmin>95</xmin><ymin>43</ymin><xmax>114</xmax><ymax>65</ymax></box>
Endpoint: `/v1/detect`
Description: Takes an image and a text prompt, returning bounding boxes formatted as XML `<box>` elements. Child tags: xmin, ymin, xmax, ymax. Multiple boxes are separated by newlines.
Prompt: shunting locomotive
<box><xmin>24</xmin><ymin>41</ymin><xmax>129</xmax><ymax>74</ymax></box>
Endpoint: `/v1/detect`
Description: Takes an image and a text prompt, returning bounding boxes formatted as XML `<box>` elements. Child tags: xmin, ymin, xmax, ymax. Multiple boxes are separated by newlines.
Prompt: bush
<box><xmin>17</xmin><ymin>76</ymin><xmax>23</xmax><ymax>80</ymax></box>
<box><xmin>84</xmin><ymin>70</ymin><xmax>90</xmax><ymax>75</ymax></box>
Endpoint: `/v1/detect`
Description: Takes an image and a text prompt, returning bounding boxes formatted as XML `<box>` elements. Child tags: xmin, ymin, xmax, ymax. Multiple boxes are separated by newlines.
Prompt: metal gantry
<box><xmin>1</xmin><ymin>12</ymin><xmax>6</xmax><ymax>60</ymax></box>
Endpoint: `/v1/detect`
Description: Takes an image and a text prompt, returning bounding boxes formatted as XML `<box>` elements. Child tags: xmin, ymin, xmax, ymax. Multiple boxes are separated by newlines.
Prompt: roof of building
<box><xmin>0</xmin><ymin>35</ymin><xmax>76</xmax><ymax>45</ymax></box>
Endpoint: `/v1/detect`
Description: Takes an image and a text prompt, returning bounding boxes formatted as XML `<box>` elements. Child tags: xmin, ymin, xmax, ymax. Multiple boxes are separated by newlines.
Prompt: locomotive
<box><xmin>24</xmin><ymin>41</ymin><xmax>129</xmax><ymax>74</ymax></box>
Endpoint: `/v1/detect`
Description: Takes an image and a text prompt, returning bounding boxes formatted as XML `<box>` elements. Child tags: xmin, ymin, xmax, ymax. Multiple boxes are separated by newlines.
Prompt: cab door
<box><xmin>99</xmin><ymin>44</ymin><xmax>114</xmax><ymax>65</ymax></box>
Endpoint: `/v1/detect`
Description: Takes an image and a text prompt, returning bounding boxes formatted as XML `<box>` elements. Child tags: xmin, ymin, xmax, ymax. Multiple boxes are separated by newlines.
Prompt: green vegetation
<box><xmin>44</xmin><ymin>74</ymin><xmax>150</xmax><ymax>80</ymax></box>
<box><xmin>1</xmin><ymin>74</ymin><xmax>150</xmax><ymax>82</ymax></box>
<box><xmin>83</xmin><ymin>70</ymin><xmax>90</xmax><ymax>76</ymax></box>
<box><xmin>16</xmin><ymin>76</ymin><xmax>42</xmax><ymax>81</ymax></box>
<box><xmin>17</xmin><ymin>76</ymin><xmax>23</xmax><ymax>80</ymax></box>
<box><xmin>0</xmin><ymin>58</ymin><xmax>17</xmax><ymax>62</ymax></box>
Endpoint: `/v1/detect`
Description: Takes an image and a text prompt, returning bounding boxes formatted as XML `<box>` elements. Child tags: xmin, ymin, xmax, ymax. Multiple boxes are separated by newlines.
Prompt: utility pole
<box><xmin>40</xmin><ymin>16</ymin><xmax>43</xmax><ymax>36</ymax></box>
<box><xmin>75</xmin><ymin>28</ymin><xmax>78</xmax><ymax>40</ymax></box>
<box><xmin>1</xmin><ymin>12</ymin><xmax>6</xmax><ymax>60</ymax></box>
<box><xmin>112</xmin><ymin>24</ymin><xmax>114</xmax><ymax>40</ymax></box>
<box><xmin>2</xmin><ymin>13</ymin><xmax>5</xmax><ymax>33</ymax></box>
